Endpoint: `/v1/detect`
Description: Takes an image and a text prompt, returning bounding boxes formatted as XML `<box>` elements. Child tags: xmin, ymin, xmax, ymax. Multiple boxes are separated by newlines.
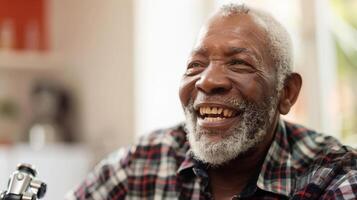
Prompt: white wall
<box><xmin>134</xmin><ymin>0</ymin><xmax>214</xmax><ymax>136</ymax></box>
<box><xmin>48</xmin><ymin>0</ymin><xmax>135</xmax><ymax>161</ymax></box>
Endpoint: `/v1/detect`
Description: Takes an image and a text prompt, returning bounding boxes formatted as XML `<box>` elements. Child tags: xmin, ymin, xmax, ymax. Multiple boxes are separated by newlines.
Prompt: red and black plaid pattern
<box><xmin>66</xmin><ymin>120</ymin><xmax>357</xmax><ymax>199</ymax></box>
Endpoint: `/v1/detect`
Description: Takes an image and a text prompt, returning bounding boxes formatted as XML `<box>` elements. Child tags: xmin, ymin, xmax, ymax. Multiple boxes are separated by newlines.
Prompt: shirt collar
<box><xmin>177</xmin><ymin>148</ymin><xmax>196</xmax><ymax>177</ymax></box>
<box><xmin>256</xmin><ymin>119</ymin><xmax>295</xmax><ymax>197</ymax></box>
<box><xmin>176</xmin><ymin>120</ymin><xmax>295</xmax><ymax>197</ymax></box>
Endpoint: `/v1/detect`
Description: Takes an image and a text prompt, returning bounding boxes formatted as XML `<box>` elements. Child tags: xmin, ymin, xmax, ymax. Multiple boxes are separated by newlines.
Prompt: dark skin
<box><xmin>179</xmin><ymin>12</ymin><xmax>302</xmax><ymax>200</ymax></box>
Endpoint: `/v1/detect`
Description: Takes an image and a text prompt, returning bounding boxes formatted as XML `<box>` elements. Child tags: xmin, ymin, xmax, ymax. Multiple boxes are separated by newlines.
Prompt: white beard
<box><xmin>184</xmin><ymin>97</ymin><xmax>277</xmax><ymax>166</ymax></box>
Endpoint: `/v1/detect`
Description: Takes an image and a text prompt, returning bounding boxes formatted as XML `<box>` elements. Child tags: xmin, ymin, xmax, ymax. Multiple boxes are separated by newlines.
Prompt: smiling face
<box><xmin>179</xmin><ymin>13</ymin><xmax>281</xmax><ymax>165</ymax></box>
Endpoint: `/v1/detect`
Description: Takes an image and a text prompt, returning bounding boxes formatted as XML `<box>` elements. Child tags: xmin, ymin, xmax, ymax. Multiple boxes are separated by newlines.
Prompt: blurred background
<box><xmin>0</xmin><ymin>0</ymin><xmax>356</xmax><ymax>199</ymax></box>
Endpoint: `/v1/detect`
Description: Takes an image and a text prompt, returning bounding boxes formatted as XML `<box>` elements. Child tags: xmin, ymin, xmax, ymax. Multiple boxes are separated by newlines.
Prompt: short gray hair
<box><xmin>220</xmin><ymin>3</ymin><xmax>293</xmax><ymax>91</ymax></box>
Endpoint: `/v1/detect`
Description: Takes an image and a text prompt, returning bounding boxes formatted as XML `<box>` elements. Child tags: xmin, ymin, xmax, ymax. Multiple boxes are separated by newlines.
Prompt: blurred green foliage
<box><xmin>331</xmin><ymin>0</ymin><xmax>357</xmax><ymax>27</ymax></box>
<box><xmin>330</xmin><ymin>0</ymin><xmax>357</xmax><ymax>137</ymax></box>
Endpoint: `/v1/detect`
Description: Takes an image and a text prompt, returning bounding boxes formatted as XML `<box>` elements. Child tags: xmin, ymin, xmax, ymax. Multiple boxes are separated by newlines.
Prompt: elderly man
<box><xmin>67</xmin><ymin>3</ymin><xmax>357</xmax><ymax>200</ymax></box>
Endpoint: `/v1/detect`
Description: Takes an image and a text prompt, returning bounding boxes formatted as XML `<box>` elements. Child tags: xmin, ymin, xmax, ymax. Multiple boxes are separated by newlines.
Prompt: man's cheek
<box><xmin>230</xmin><ymin>74</ymin><xmax>271</xmax><ymax>103</ymax></box>
<box><xmin>179</xmin><ymin>77</ymin><xmax>199</xmax><ymax>106</ymax></box>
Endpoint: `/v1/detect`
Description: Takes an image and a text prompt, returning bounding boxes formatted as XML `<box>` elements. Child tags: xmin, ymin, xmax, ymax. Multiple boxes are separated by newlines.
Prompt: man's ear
<box><xmin>278</xmin><ymin>73</ymin><xmax>302</xmax><ymax>115</ymax></box>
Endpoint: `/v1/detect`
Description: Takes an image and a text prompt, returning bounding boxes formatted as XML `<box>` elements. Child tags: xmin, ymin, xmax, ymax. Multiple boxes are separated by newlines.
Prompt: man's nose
<box><xmin>195</xmin><ymin>64</ymin><xmax>232</xmax><ymax>94</ymax></box>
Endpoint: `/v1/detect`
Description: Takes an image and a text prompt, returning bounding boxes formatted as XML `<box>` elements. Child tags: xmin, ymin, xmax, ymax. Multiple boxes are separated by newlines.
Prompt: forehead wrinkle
<box><xmin>191</xmin><ymin>34</ymin><xmax>267</xmax><ymax>67</ymax></box>
<box><xmin>195</xmin><ymin>29</ymin><xmax>268</xmax><ymax>59</ymax></box>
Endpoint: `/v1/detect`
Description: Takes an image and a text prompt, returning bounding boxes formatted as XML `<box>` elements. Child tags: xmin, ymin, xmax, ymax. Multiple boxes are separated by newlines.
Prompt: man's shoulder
<box><xmin>284</xmin><ymin>120</ymin><xmax>356</xmax><ymax>169</ymax></box>
<box><xmin>136</xmin><ymin>123</ymin><xmax>187</xmax><ymax>149</ymax></box>
<box><xmin>292</xmin><ymin>149</ymin><xmax>357</xmax><ymax>199</ymax></box>
<box><xmin>87</xmin><ymin>123</ymin><xmax>188</xmax><ymax>175</ymax></box>
<box><xmin>284</xmin><ymin>121</ymin><xmax>351</xmax><ymax>162</ymax></box>
<box><xmin>123</xmin><ymin>123</ymin><xmax>187</xmax><ymax>157</ymax></box>
<box><xmin>284</xmin><ymin>120</ymin><xmax>340</xmax><ymax>146</ymax></box>
<box><xmin>116</xmin><ymin>123</ymin><xmax>189</xmax><ymax>167</ymax></box>
<box><xmin>283</xmin><ymin>121</ymin><xmax>357</xmax><ymax>198</ymax></box>
<box><xmin>64</xmin><ymin>123</ymin><xmax>189</xmax><ymax>200</ymax></box>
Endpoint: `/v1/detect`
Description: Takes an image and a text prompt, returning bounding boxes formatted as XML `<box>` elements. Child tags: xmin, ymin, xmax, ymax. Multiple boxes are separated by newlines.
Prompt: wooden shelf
<box><xmin>0</xmin><ymin>51</ymin><xmax>63</xmax><ymax>70</ymax></box>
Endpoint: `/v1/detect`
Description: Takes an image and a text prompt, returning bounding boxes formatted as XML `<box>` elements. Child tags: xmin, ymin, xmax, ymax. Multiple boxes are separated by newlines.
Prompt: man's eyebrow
<box><xmin>225</xmin><ymin>47</ymin><xmax>253</xmax><ymax>56</ymax></box>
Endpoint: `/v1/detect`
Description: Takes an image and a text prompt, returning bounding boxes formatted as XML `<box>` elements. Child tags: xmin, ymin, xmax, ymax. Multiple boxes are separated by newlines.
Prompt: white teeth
<box><xmin>199</xmin><ymin>106</ymin><xmax>235</xmax><ymax>118</ymax></box>
<box><xmin>212</xmin><ymin>107</ymin><xmax>217</xmax><ymax>114</ymax></box>
<box><xmin>222</xmin><ymin>109</ymin><xmax>233</xmax><ymax>117</ymax></box>
<box><xmin>204</xmin><ymin>117</ymin><xmax>224</xmax><ymax>122</ymax></box>
<box><xmin>205</xmin><ymin>107</ymin><xmax>210</xmax><ymax>114</ymax></box>
<box><xmin>223</xmin><ymin>109</ymin><xmax>229</xmax><ymax>117</ymax></box>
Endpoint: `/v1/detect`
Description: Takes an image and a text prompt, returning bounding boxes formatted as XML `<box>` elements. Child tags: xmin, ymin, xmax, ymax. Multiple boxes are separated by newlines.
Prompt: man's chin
<box><xmin>187</xmin><ymin>131</ymin><xmax>240</xmax><ymax>165</ymax></box>
<box><xmin>194</xmin><ymin>128</ymin><xmax>232</xmax><ymax>143</ymax></box>
<box><xmin>187</xmin><ymin>127</ymin><xmax>267</xmax><ymax>166</ymax></box>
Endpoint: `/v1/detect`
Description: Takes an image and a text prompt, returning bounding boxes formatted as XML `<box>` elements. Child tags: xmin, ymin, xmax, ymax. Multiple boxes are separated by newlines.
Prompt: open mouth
<box><xmin>195</xmin><ymin>104</ymin><xmax>242</xmax><ymax>129</ymax></box>
<box><xmin>198</xmin><ymin>106</ymin><xmax>238</xmax><ymax>120</ymax></box>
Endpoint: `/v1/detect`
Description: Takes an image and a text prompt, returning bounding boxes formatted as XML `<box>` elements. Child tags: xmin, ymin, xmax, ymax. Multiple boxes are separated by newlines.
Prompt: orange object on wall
<box><xmin>0</xmin><ymin>0</ymin><xmax>48</xmax><ymax>51</ymax></box>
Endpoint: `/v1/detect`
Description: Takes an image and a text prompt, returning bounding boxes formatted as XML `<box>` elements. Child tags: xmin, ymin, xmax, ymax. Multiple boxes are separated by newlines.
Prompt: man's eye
<box><xmin>227</xmin><ymin>59</ymin><xmax>255</xmax><ymax>73</ymax></box>
<box><xmin>189</xmin><ymin>62</ymin><xmax>203</xmax><ymax>68</ymax></box>
<box><xmin>185</xmin><ymin>62</ymin><xmax>204</xmax><ymax>76</ymax></box>
<box><xmin>228</xmin><ymin>59</ymin><xmax>246</xmax><ymax>65</ymax></box>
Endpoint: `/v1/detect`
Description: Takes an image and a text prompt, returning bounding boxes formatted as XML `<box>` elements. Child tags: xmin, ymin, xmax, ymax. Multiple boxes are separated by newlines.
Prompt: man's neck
<box><xmin>208</xmin><ymin>117</ymin><xmax>279</xmax><ymax>199</ymax></box>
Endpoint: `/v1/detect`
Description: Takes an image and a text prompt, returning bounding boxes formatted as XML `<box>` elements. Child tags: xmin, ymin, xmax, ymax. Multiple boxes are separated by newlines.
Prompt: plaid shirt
<box><xmin>66</xmin><ymin>120</ymin><xmax>357</xmax><ymax>199</ymax></box>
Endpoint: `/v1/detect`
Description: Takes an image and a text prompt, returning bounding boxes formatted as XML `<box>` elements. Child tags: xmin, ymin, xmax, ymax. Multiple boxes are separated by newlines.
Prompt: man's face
<box><xmin>179</xmin><ymin>14</ymin><xmax>280</xmax><ymax>165</ymax></box>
